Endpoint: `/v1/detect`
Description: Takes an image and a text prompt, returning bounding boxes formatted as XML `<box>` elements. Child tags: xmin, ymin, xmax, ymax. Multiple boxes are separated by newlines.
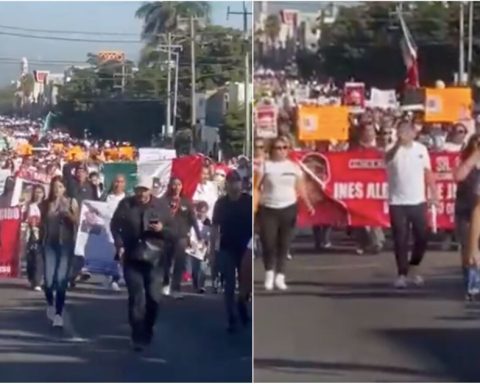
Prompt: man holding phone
<box><xmin>110</xmin><ymin>175</ymin><xmax>177</xmax><ymax>351</ymax></box>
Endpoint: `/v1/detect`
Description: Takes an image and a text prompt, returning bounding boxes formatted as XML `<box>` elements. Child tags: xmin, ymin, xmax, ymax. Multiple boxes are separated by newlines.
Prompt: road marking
<box><xmin>294</xmin><ymin>262</ymin><xmax>379</xmax><ymax>272</ymax></box>
<box><xmin>61</xmin><ymin>309</ymin><xmax>89</xmax><ymax>343</ymax></box>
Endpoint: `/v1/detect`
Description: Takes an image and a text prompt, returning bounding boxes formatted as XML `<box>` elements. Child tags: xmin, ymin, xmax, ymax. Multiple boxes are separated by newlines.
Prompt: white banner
<box><xmin>138</xmin><ymin>148</ymin><xmax>176</xmax><ymax>163</ymax></box>
<box><xmin>368</xmin><ymin>88</ymin><xmax>398</xmax><ymax>110</ymax></box>
<box><xmin>74</xmin><ymin>200</ymin><xmax>117</xmax><ymax>275</ymax></box>
<box><xmin>137</xmin><ymin>159</ymin><xmax>173</xmax><ymax>198</ymax></box>
<box><xmin>0</xmin><ymin>170</ymin><xmax>10</xmax><ymax>195</ymax></box>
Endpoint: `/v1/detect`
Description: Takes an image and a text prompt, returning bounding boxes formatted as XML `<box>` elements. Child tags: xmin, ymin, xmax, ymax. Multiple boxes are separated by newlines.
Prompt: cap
<box><xmin>226</xmin><ymin>170</ymin><xmax>242</xmax><ymax>183</ymax></box>
<box><xmin>135</xmin><ymin>175</ymin><xmax>153</xmax><ymax>190</ymax></box>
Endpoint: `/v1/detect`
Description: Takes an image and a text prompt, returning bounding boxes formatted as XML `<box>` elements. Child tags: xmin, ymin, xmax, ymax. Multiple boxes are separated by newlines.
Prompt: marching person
<box><xmin>210</xmin><ymin>171</ymin><xmax>251</xmax><ymax>333</ymax></box>
<box><xmin>102</xmin><ymin>174</ymin><xmax>127</xmax><ymax>291</ymax></box>
<box><xmin>453</xmin><ymin>133</ymin><xmax>480</xmax><ymax>297</ymax></box>
<box><xmin>110</xmin><ymin>175</ymin><xmax>177</xmax><ymax>351</ymax></box>
<box><xmin>160</xmin><ymin>177</ymin><xmax>201</xmax><ymax>299</ymax></box>
<box><xmin>385</xmin><ymin>121</ymin><xmax>438</xmax><ymax>289</ymax></box>
<box><xmin>257</xmin><ymin>136</ymin><xmax>314</xmax><ymax>291</ymax></box>
<box><xmin>39</xmin><ymin>176</ymin><xmax>79</xmax><ymax>328</ymax></box>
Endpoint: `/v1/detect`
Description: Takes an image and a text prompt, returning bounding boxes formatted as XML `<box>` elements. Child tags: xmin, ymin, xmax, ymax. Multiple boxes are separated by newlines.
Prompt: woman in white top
<box><xmin>102</xmin><ymin>174</ymin><xmax>127</xmax><ymax>291</ymax></box>
<box><xmin>257</xmin><ymin>136</ymin><xmax>314</xmax><ymax>291</ymax></box>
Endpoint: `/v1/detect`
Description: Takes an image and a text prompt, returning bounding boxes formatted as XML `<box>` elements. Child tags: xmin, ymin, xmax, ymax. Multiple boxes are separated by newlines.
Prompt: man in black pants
<box><xmin>111</xmin><ymin>176</ymin><xmax>177</xmax><ymax>350</ymax></box>
<box><xmin>385</xmin><ymin>121</ymin><xmax>438</xmax><ymax>289</ymax></box>
<box><xmin>210</xmin><ymin>171</ymin><xmax>252</xmax><ymax>333</ymax></box>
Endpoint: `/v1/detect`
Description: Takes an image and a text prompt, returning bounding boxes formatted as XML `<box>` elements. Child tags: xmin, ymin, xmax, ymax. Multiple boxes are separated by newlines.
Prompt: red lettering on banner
<box><xmin>0</xmin><ymin>207</ymin><xmax>21</xmax><ymax>278</ymax></box>
<box><xmin>293</xmin><ymin>150</ymin><xmax>460</xmax><ymax>229</ymax></box>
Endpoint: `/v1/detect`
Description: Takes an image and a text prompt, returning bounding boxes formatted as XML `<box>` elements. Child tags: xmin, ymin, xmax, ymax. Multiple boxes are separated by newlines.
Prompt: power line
<box><xmin>0</xmin><ymin>24</ymin><xmax>139</xmax><ymax>36</ymax></box>
<box><xmin>0</xmin><ymin>31</ymin><xmax>142</xmax><ymax>44</ymax></box>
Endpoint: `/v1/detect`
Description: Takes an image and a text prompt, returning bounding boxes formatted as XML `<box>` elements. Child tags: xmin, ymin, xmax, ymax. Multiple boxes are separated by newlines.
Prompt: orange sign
<box><xmin>67</xmin><ymin>146</ymin><xmax>86</xmax><ymax>161</ymax></box>
<box><xmin>425</xmin><ymin>87</ymin><xmax>472</xmax><ymax>123</ymax></box>
<box><xmin>297</xmin><ymin>105</ymin><xmax>350</xmax><ymax>141</ymax></box>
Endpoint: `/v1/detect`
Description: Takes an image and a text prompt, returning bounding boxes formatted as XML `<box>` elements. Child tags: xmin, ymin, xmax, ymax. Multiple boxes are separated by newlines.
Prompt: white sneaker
<box><xmin>264</xmin><ymin>270</ymin><xmax>274</xmax><ymax>291</ymax></box>
<box><xmin>274</xmin><ymin>273</ymin><xmax>288</xmax><ymax>291</ymax></box>
<box><xmin>394</xmin><ymin>275</ymin><xmax>408</xmax><ymax>289</ymax></box>
<box><xmin>162</xmin><ymin>285</ymin><xmax>171</xmax><ymax>296</ymax></box>
<box><xmin>53</xmin><ymin>314</ymin><xmax>64</xmax><ymax>328</ymax></box>
<box><xmin>46</xmin><ymin>306</ymin><xmax>55</xmax><ymax>321</ymax></box>
<box><xmin>111</xmin><ymin>281</ymin><xmax>121</xmax><ymax>292</ymax></box>
<box><xmin>33</xmin><ymin>286</ymin><xmax>42</xmax><ymax>292</ymax></box>
<box><xmin>287</xmin><ymin>253</ymin><xmax>293</xmax><ymax>260</ymax></box>
<box><xmin>411</xmin><ymin>275</ymin><xmax>425</xmax><ymax>287</ymax></box>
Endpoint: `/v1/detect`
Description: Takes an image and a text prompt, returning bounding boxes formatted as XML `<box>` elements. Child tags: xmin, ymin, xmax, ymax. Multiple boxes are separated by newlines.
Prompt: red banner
<box><xmin>293</xmin><ymin>150</ymin><xmax>460</xmax><ymax>229</ymax></box>
<box><xmin>0</xmin><ymin>207</ymin><xmax>22</xmax><ymax>278</ymax></box>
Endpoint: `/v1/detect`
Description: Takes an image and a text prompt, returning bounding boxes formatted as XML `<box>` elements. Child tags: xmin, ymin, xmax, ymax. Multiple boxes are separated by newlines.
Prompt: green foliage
<box><xmin>301</xmin><ymin>2</ymin><xmax>480</xmax><ymax>87</ymax></box>
<box><xmin>219</xmin><ymin>107</ymin><xmax>245</xmax><ymax>158</ymax></box>
<box><xmin>0</xmin><ymin>84</ymin><xmax>16</xmax><ymax>114</ymax></box>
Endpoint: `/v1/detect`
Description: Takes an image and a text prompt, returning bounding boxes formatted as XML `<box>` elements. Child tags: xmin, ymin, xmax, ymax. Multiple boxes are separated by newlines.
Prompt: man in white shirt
<box><xmin>385</xmin><ymin>121</ymin><xmax>438</xmax><ymax>289</ymax></box>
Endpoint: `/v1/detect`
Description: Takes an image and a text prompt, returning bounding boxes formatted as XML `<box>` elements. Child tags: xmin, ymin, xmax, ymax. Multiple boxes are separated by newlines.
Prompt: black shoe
<box><xmin>131</xmin><ymin>341</ymin><xmax>144</xmax><ymax>352</ymax></box>
<box><xmin>238</xmin><ymin>302</ymin><xmax>250</xmax><ymax>327</ymax></box>
<box><xmin>197</xmin><ymin>288</ymin><xmax>206</xmax><ymax>294</ymax></box>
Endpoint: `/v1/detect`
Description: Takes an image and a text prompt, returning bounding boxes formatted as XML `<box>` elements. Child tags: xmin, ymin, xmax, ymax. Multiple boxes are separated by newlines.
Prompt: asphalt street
<box><xmin>0</xmin><ymin>278</ymin><xmax>251</xmax><ymax>383</ymax></box>
<box><xmin>254</xmin><ymin>236</ymin><xmax>480</xmax><ymax>382</ymax></box>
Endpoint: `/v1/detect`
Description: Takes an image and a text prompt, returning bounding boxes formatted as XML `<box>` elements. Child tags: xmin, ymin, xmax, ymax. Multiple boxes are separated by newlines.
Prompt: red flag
<box><xmin>399</xmin><ymin>10</ymin><xmax>419</xmax><ymax>88</ymax></box>
<box><xmin>171</xmin><ymin>155</ymin><xmax>203</xmax><ymax>199</ymax></box>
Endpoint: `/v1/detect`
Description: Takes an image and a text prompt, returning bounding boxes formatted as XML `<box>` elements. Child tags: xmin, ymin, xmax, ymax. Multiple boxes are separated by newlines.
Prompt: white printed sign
<box><xmin>368</xmin><ymin>88</ymin><xmax>398</xmax><ymax>110</ymax></box>
<box><xmin>0</xmin><ymin>170</ymin><xmax>10</xmax><ymax>195</ymax></box>
<box><xmin>138</xmin><ymin>148</ymin><xmax>177</xmax><ymax>163</ymax></box>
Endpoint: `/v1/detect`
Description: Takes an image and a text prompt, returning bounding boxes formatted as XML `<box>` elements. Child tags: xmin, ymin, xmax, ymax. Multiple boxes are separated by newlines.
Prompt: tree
<box><xmin>311</xmin><ymin>1</ymin><xmax>480</xmax><ymax>87</ymax></box>
<box><xmin>219</xmin><ymin>107</ymin><xmax>245</xmax><ymax>158</ymax></box>
<box><xmin>264</xmin><ymin>14</ymin><xmax>281</xmax><ymax>46</ymax></box>
<box><xmin>136</xmin><ymin>1</ymin><xmax>211</xmax><ymax>44</ymax></box>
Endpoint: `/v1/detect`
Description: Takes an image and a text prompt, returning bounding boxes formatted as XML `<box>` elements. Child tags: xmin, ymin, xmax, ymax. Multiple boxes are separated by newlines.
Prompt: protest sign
<box><xmin>74</xmin><ymin>200</ymin><xmax>117</xmax><ymax>276</ymax></box>
<box><xmin>343</xmin><ymin>82</ymin><xmax>365</xmax><ymax>113</ymax></box>
<box><xmin>293</xmin><ymin>150</ymin><xmax>459</xmax><ymax>229</ymax></box>
<box><xmin>0</xmin><ymin>170</ymin><xmax>11</xmax><ymax>195</ymax></box>
<box><xmin>425</xmin><ymin>87</ymin><xmax>472</xmax><ymax>123</ymax></box>
<box><xmin>368</xmin><ymin>88</ymin><xmax>398</xmax><ymax>110</ymax></box>
<box><xmin>10</xmin><ymin>178</ymin><xmax>49</xmax><ymax>207</ymax></box>
<box><xmin>297</xmin><ymin>105</ymin><xmax>349</xmax><ymax>141</ymax></box>
<box><xmin>138</xmin><ymin>148</ymin><xmax>176</xmax><ymax>163</ymax></box>
<box><xmin>0</xmin><ymin>207</ymin><xmax>22</xmax><ymax>278</ymax></box>
<box><xmin>254</xmin><ymin>102</ymin><xmax>278</xmax><ymax>139</ymax></box>
<box><xmin>102</xmin><ymin>162</ymin><xmax>137</xmax><ymax>194</ymax></box>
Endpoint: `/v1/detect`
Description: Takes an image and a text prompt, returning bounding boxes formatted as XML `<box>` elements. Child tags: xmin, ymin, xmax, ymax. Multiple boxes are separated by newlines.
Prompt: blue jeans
<box><xmin>191</xmin><ymin>256</ymin><xmax>208</xmax><ymax>290</ymax></box>
<box><xmin>44</xmin><ymin>244</ymin><xmax>73</xmax><ymax>315</ymax></box>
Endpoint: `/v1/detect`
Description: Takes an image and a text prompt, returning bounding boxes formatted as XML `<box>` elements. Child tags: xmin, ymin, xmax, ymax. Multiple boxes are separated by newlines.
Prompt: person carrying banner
<box><xmin>385</xmin><ymin>121</ymin><xmax>438</xmax><ymax>289</ymax></box>
<box><xmin>257</xmin><ymin>136</ymin><xmax>315</xmax><ymax>291</ymax></box>
<box><xmin>39</xmin><ymin>176</ymin><xmax>79</xmax><ymax>328</ymax></box>
<box><xmin>110</xmin><ymin>175</ymin><xmax>177</xmax><ymax>351</ymax></box>
<box><xmin>101</xmin><ymin>174</ymin><xmax>127</xmax><ymax>291</ymax></box>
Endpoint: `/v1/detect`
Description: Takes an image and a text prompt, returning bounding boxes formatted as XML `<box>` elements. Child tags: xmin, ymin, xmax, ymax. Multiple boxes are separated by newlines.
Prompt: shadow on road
<box><xmin>0</xmin><ymin>281</ymin><xmax>251</xmax><ymax>383</ymax></box>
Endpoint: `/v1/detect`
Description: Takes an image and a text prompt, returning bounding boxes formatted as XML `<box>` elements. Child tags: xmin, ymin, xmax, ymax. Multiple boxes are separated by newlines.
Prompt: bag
<box><xmin>130</xmin><ymin>239</ymin><xmax>163</xmax><ymax>264</ymax></box>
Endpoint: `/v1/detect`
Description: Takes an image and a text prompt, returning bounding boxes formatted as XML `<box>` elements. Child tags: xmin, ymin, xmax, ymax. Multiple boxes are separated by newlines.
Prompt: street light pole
<box><xmin>190</xmin><ymin>15</ymin><xmax>197</xmax><ymax>153</ymax></box>
<box><xmin>459</xmin><ymin>2</ymin><xmax>465</xmax><ymax>85</ymax></box>
<box><xmin>467</xmin><ymin>1</ymin><xmax>474</xmax><ymax>83</ymax></box>
<box><xmin>166</xmin><ymin>32</ymin><xmax>172</xmax><ymax>142</ymax></box>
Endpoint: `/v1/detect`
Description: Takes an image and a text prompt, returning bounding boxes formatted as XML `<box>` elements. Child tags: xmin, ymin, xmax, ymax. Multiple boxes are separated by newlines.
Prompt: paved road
<box><xmin>254</xmin><ymin>237</ymin><xmax>480</xmax><ymax>382</ymax></box>
<box><xmin>0</xmin><ymin>279</ymin><xmax>251</xmax><ymax>383</ymax></box>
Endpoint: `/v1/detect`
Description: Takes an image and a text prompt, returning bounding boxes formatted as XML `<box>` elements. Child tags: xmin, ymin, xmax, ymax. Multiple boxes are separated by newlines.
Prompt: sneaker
<box><xmin>394</xmin><ymin>275</ymin><xmax>408</xmax><ymax>289</ymax></box>
<box><xmin>287</xmin><ymin>253</ymin><xmax>293</xmax><ymax>260</ymax></box>
<box><xmin>46</xmin><ymin>306</ymin><xmax>55</xmax><ymax>321</ymax></box>
<box><xmin>162</xmin><ymin>285</ymin><xmax>171</xmax><ymax>296</ymax></box>
<box><xmin>111</xmin><ymin>281</ymin><xmax>121</xmax><ymax>292</ymax></box>
<box><xmin>274</xmin><ymin>273</ymin><xmax>288</xmax><ymax>291</ymax></box>
<box><xmin>323</xmin><ymin>242</ymin><xmax>332</xmax><ymax>249</ymax></box>
<box><xmin>33</xmin><ymin>286</ymin><xmax>42</xmax><ymax>292</ymax></box>
<box><xmin>264</xmin><ymin>270</ymin><xmax>274</xmax><ymax>291</ymax></box>
<box><xmin>52</xmin><ymin>314</ymin><xmax>64</xmax><ymax>328</ymax></box>
<box><xmin>411</xmin><ymin>275</ymin><xmax>425</xmax><ymax>287</ymax></box>
<box><xmin>355</xmin><ymin>248</ymin><xmax>365</xmax><ymax>255</ymax></box>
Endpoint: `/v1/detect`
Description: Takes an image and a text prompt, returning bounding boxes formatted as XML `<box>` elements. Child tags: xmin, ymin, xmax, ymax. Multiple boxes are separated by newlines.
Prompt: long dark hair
<box><xmin>167</xmin><ymin>177</ymin><xmax>184</xmax><ymax>197</ymax></box>
<box><xmin>460</xmin><ymin>134</ymin><xmax>480</xmax><ymax>161</ymax></box>
<box><xmin>30</xmin><ymin>185</ymin><xmax>46</xmax><ymax>204</ymax></box>
<box><xmin>46</xmin><ymin>175</ymin><xmax>66</xmax><ymax>202</ymax></box>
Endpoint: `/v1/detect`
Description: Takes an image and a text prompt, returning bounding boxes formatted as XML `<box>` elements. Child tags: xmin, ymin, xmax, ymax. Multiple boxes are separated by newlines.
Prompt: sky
<box><xmin>0</xmin><ymin>1</ymin><xmax>251</xmax><ymax>86</ymax></box>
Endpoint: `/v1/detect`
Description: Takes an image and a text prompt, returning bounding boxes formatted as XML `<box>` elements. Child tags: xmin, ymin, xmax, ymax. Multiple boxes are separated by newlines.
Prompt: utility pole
<box><xmin>467</xmin><ymin>1</ymin><xmax>474</xmax><ymax>83</ymax></box>
<box><xmin>459</xmin><ymin>2</ymin><xmax>465</xmax><ymax>85</ymax></box>
<box><xmin>190</xmin><ymin>15</ymin><xmax>197</xmax><ymax>153</ymax></box>
<box><xmin>227</xmin><ymin>1</ymin><xmax>252</xmax><ymax>157</ymax></box>
<box><xmin>166</xmin><ymin>32</ymin><xmax>172</xmax><ymax>143</ymax></box>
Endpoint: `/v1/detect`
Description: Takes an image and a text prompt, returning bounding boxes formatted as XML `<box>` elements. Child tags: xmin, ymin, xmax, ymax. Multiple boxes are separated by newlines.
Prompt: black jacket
<box><xmin>160</xmin><ymin>195</ymin><xmax>201</xmax><ymax>240</ymax></box>
<box><xmin>110</xmin><ymin>196</ymin><xmax>177</xmax><ymax>256</ymax></box>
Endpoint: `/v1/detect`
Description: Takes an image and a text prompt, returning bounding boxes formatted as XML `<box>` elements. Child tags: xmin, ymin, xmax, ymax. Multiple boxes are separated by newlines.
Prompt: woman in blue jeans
<box><xmin>40</xmin><ymin>176</ymin><xmax>79</xmax><ymax>328</ymax></box>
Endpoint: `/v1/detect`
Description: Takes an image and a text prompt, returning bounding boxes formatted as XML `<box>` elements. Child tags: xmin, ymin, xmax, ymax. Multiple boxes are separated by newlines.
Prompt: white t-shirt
<box><xmin>260</xmin><ymin>160</ymin><xmax>302</xmax><ymax>209</ymax></box>
<box><xmin>386</xmin><ymin>141</ymin><xmax>431</xmax><ymax>205</ymax></box>
<box><xmin>105</xmin><ymin>193</ymin><xmax>126</xmax><ymax>210</ymax></box>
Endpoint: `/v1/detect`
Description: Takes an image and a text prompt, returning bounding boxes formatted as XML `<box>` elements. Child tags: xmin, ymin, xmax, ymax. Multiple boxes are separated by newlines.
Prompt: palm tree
<box><xmin>263</xmin><ymin>14</ymin><xmax>281</xmax><ymax>47</ymax></box>
<box><xmin>135</xmin><ymin>1</ymin><xmax>211</xmax><ymax>44</ymax></box>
